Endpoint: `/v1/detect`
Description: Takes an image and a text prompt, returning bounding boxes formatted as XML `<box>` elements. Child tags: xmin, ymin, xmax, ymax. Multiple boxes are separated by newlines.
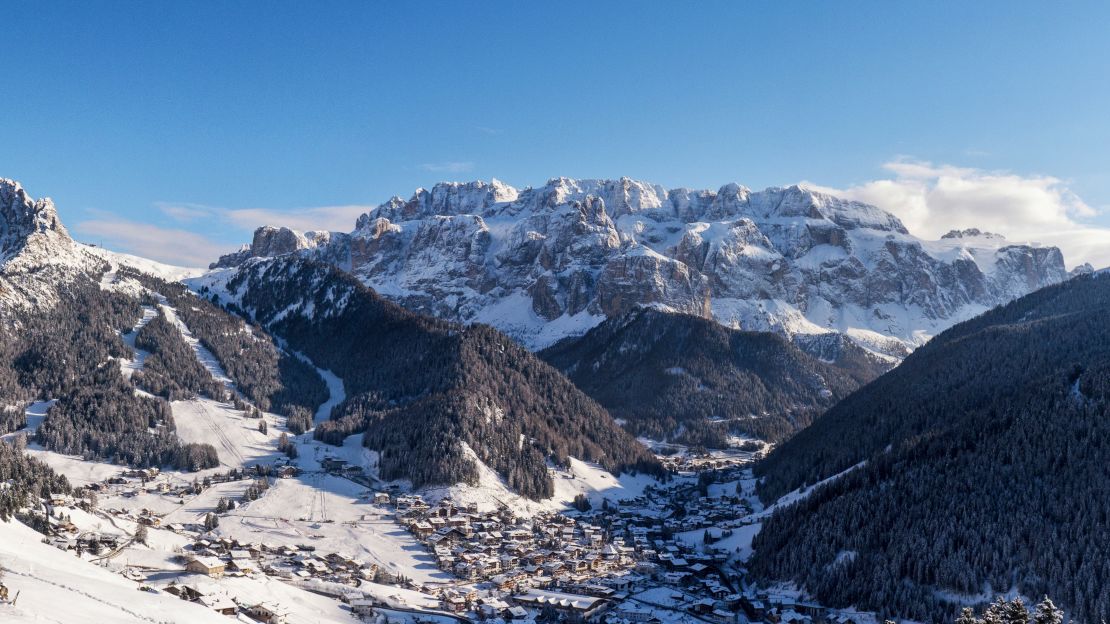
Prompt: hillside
<box><xmin>540</xmin><ymin>308</ymin><xmax>890</xmax><ymax>447</ymax></box>
<box><xmin>0</xmin><ymin>179</ymin><xmax>328</xmax><ymax>474</ymax></box>
<box><xmin>0</xmin><ymin>518</ymin><xmax>230</xmax><ymax>624</ymax></box>
<box><xmin>194</xmin><ymin>256</ymin><xmax>663</xmax><ymax>499</ymax></box>
<box><xmin>749</xmin><ymin>273</ymin><xmax>1110</xmax><ymax>623</ymax></box>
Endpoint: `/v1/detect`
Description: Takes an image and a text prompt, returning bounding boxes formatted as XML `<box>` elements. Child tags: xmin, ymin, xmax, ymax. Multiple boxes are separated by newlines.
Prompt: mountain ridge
<box><xmin>539</xmin><ymin>307</ymin><xmax>891</xmax><ymax>447</ymax></box>
<box><xmin>211</xmin><ymin>176</ymin><xmax>1072</xmax><ymax>357</ymax></box>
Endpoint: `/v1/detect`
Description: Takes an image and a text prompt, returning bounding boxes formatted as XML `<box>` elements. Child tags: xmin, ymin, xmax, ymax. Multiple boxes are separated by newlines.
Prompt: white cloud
<box><xmin>803</xmin><ymin>159</ymin><xmax>1110</xmax><ymax>269</ymax></box>
<box><xmin>156</xmin><ymin>201</ymin><xmax>218</xmax><ymax>222</ymax></box>
<box><xmin>223</xmin><ymin>204</ymin><xmax>373</xmax><ymax>233</ymax></box>
<box><xmin>156</xmin><ymin>201</ymin><xmax>373</xmax><ymax>234</ymax></box>
<box><xmin>74</xmin><ymin>199</ymin><xmax>374</xmax><ymax>267</ymax></box>
<box><xmin>419</xmin><ymin>161</ymin><xmax>475</xmax><ymax>173</ymax></box>
<box><xmin>74</xmin><ymin>219</ymin><xmax>232</xmax><ymax>268</ymax></box>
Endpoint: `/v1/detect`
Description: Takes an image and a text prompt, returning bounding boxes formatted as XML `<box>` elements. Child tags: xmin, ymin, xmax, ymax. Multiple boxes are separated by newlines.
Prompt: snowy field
<box><xmin>0</xmin><ymin>519</ymin><xmax>228</xmax><ymax>624</ymax></box>
<box><xmin>172</xmin><ymin>397</ymin><xmax>283</xmax><ymax>468</ymax></box>
<box><xmin>415</xmin><ymin>442</ymin><xmax>662</xmax><ymax>517</ymax></box>
<box><xmin>214</xmin><ymin>474</ymin><xmax>453</xmax><ymax>586</ymax></box>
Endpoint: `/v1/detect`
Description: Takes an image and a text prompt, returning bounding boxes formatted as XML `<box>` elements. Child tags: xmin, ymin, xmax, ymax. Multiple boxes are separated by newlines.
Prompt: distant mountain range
<box><xmin>212</xmin><ymin>177</ymin><xmax>1080</xmax><ymax>358</ymax></box>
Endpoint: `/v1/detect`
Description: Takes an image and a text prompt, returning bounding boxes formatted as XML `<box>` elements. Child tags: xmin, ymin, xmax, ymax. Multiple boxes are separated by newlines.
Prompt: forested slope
<box><xmin>208</xmin><ymin>256</ymin><xmax>663</xmax><ymax>499</ymax></box>
<box><xmin>750</xmin><ymin>273</ymin><xmax>1110</xmax><ymax>623</ymax></box>
<box><xmin>540</xmin><ymin>308</ymin><xmax>888</xmax><ymax>446</ymax></box>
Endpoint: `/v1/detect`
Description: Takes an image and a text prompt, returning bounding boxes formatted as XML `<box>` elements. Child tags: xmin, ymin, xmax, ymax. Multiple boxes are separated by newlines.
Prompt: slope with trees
<box><xmin>749</xmin><ymin>273</ymin><xmax>1110</xmax><ymax>623</ymax></box>
<box><xmin>213</xmin><ymin>256</ymin><xmax>663</xmax><ymax>499</ymax></box>
<box><xmin>540</xmin><ymin>307</ymin><xmax>889</xmax><ymax>447</ymax></box>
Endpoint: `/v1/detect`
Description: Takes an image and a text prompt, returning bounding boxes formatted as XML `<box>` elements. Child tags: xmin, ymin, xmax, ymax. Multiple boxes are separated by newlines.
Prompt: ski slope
<box><xmin>171</xmin><ymin>398</ymin><xmax>282</xmax><ymax>469</ymax></box>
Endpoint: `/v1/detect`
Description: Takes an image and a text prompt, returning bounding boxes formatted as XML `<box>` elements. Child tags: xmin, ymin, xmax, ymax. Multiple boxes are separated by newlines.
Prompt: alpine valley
<box><xmin>0</xmin><ymin>177</ymin><xmax>1103</xmax><ymax>624</ymax></box>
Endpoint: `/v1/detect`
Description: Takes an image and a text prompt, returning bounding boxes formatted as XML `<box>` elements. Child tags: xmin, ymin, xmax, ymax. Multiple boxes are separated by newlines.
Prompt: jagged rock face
<box><xmin>0</xmin><ymin>179</ymin><xmax>98</xmax><ymax>314</ymax></box>
<box><xmin>216</xmin><ymin>177</ymin><xmax>1071</xmax><ymax>354</ymax></box>
<box><xmin>0</xmin><ymin>178</ymin><xmax>71</xmax><ymax>260</ymax></box>
<box><xmin>212</xmin><ymin>226</ymin><xmax>340</xmax><ymax>269</ymax></box>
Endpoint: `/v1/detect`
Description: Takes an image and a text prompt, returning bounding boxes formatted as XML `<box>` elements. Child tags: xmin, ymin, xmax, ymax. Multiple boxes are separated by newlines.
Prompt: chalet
<box><xmin>165</xmin><ymin>583</ymin><xmax>207</xmax><ymax>602</ymax></box>
<box><xmin>230</xmin><ymin>558</ymin><xmax>256</xmax><ymax>574</ymax></box>
<box><xmin>244</xmin><ymin>602</ymin><xmax>288</xmax><ymax>624</ymax></box>
<box><xmin>49</xmin><ymin>492</ymin><xmax>72</xmax><ymax>506</ymax></box>
<box><xmin>443</xmin><ymin>594</ymin><xmax>468</xmax><ymax>613</ymax></box>
<box><xmin>513</xmin><ymin>589</ymin><xmax>610</xmax><ymax>622</ymax></box>
<box><xmin>198</xmin><ymin>594</ymin><xmax>238</xmax><ymax>616</ymax></box>
<box><xmin>617</xmin><ymin>607</ymin><xmax>662</xmax><ymax>623</ymax></box>
<box><xmin>185</xmin><ymin>556</ymin><xmax>226</xmax><ymax>578</ymax></box>
<box><xmin>350</xmin><ymin>599</ymin><xmax>376</xmax><ymax>616</ymax></box>
<box><xmin>412</xmin><ymin>522</ymin><xmax>434</xmax><ymax>539</ymax></box>
<box><xmin>479</xmin><ymin>598</ymin><xmax>511</xmax><ymax>618</ymax></box>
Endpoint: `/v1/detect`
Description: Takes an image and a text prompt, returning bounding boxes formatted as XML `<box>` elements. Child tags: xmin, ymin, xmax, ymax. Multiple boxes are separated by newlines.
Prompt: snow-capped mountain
<box><xmin>0</xmin><ymin>179</ymin><xmax>202</xmax><ymax>316</ymax></box>
<box><xmin>213</xmin><ymin>177</ymin><xmax>1073</xmax><ymax>355</ymax></box>
<box><xmin>0</xmin><ymin>178</ymin><xmax>658</xmax><ymax>501</ymax></box>
<box><xmin>0</xmin><ymin>178</ymin><xmax>100</xmax><ymax>313</ymax></box>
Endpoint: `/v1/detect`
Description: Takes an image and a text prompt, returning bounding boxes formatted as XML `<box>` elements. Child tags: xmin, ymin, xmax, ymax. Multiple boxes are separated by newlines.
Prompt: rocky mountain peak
<box><xmin>0</xmin><ymin>179</ymin><xmax>107</xmax><ymax>314</ymax></box>
<box><xmin>0</xmin><ymin>178</ymin><xmax>71</xmax><ymax>260</ymax></box>
<box><xmin>208</xmin><ymin>176</ymin><xmax>1070</xmax><ymax>357</ymax></box>
<box><xmin>941</xmin><ymin>228</ymin><xmax>1004</xmax><ymax>240</ymax></box>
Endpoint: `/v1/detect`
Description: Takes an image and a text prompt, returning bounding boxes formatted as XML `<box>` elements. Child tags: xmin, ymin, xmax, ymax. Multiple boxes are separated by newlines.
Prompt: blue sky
<box><xmin>2</xmin><ymin>1</ymin><xmax>1109</xmax><ymax>267</ymax></box>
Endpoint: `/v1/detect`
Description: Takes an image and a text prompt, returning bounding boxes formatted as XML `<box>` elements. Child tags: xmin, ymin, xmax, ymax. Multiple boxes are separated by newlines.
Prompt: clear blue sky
<box><xmin>2</xmin><ymin>1</ymin><xmax>1109</xmax><ymax>265</ymax></box>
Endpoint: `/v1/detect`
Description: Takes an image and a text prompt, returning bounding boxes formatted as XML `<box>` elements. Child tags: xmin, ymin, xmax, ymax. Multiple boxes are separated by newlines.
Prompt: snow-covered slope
<box><xmin>0</xmin><ymin>518</ymin><xmax>228</xmax><ymax>624</ymax></box>
<box><xmin>0</xmin><ymin>179</ymin><xmax>204</xmax><ymax>317</ymax></box>
<box><xmin>83</xmin><ymin>243</ymin><xmax>206</xmax><ymax>282</ymax></box>
<box><xmin>214</xmin><ymin>177</ymin><xmax>1071</xmax><ymax>355</ymax></box>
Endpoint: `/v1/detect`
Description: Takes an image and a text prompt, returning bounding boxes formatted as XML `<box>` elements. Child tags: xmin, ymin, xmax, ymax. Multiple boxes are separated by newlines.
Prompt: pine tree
<box><xmin>135</xmin><ymin>523</ymin><xmax>148</xmax><ymax>545</ymax></box>
<box><xmin>1033</xmin><ymin>597</ymin><xmax>1063</xmax><ymax>624</ymax></box>
<box><xmin>258</xmin><ymin>419</ymin><xmax>267</xmax><ymax>434</ymax></box>
<box><xmin>1001</xmin><ymin>598</ymin><xmax>1030</xmax><ymax>624</ymax></box>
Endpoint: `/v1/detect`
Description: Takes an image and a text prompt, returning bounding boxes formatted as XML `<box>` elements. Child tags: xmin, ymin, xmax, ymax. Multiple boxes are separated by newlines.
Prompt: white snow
<box><xmin>171</xmin><ymin>398</ymin><xmax>281</xmax><ymax>468</ymax></box>
<box><xmin>0</xmin><ymin>518</ymin><xmax>228</xmax><ymax>624</ymax></box>
<box><xmin>82</xmin><ymin>244</ymin><xmax>206</xmax><ymax>282</ymax></box>
<box><xmin>21</xmin><ymin>444</ymin><xmax>125</xmax><ymax>487</ymax></box>
<box><xmin>416</xmin><ymin>443</ymin><xmax>658</xmax><ymax>517</ymax></box>
<box><xmin>118</xmin><ymin>305</ymin><xmax>158</xmax><ymax>377</ymax></box>
<box><xmin>214</xmin><ymin>474</ymin><xmax>454</xmax><ymax>587</ymax></box>
<box><xmin>754</xmin><ymin>460</ymin><xmax>867</xmax><ymax>520</ymax></box>
<box><xmin>0</xmin><ymin>400</ymin><xmax>56</xmax><ymax>442</ymax></box>
<box><xmin>287</xmin><ymin>351</ymin><xmax>345</xmax><ymax>424</ymax></box>
<box><xmin>156</xmin><ymin>299</ymin><xmax>235</xmax><ymax>387</ymax></box>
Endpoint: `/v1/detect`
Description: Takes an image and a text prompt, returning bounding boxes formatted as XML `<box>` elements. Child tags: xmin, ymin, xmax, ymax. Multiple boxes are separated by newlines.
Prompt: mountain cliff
<box><xmin>213</xmin><ymin>177</ymin><xmax>1070</xmax><ymax>356</ymax></box>
<box><xmin>0</xmin><ymin>179</ymin><xmax>103</xmax><ymax>314</ymax></box>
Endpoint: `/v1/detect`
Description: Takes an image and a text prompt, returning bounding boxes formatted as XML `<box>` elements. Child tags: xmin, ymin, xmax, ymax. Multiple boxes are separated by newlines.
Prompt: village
<box><xmin>16</xmin><ymin>442</ymin><xmax>873</xmax><ymax>624</ymax></box>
